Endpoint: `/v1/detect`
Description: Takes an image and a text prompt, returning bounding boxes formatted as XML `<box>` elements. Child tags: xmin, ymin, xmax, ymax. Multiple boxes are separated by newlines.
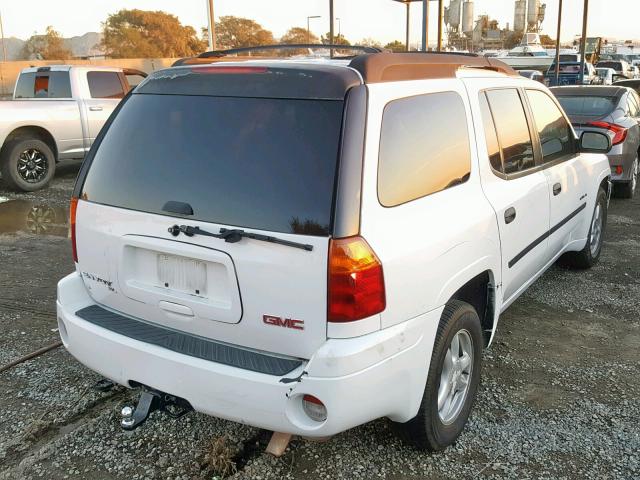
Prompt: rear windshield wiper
<box><xmin>168</xmin><ymin>225</ymin><xmax>313</xmax><ymax>251</ymax></box>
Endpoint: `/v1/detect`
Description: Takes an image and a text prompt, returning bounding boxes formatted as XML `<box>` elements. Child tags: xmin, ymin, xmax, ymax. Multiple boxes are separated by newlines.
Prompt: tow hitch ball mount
<box><xmin>120</xmin><ymin>388</ymin><xmax>193</xmax><ymax>430</ymax></box>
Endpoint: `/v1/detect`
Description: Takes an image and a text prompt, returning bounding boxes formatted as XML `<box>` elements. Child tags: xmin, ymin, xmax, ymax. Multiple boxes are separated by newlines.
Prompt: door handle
<box><xmin>504</xmin><ymin>207</ymin><xmax>516</xmax><ymax>224</ymax></box>
<box><xmin>553</xmin><ymin>183</ymin><xmax>562</xmax><ymax>196</ymax></box>
<box><xmin>89</xmin><ymin>106</ymin><xmax>103</xmax><ymax>111</ymax></box>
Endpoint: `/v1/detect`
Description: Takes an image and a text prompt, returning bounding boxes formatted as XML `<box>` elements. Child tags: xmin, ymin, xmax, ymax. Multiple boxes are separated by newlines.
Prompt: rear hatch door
<box><xmin>74</xmin><ymin>65</ymin><xmax>357</xmax><ymax>359</ymax></box>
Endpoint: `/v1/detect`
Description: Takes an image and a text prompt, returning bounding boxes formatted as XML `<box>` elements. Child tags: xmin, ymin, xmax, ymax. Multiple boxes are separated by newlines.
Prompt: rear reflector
<box><xmin>190</xmin><ymin>66</ymin><xmax>268</xmax><ymax>75</ymax></box>
<box><xmin>70</xmin><ymin>197</ymin><xmax>78</xmax><ymax>263</ymax></box>
<box><xmin>302</xmin><ymin>395</ymin><xmax>327</xmax><ymax>422</ymax></box>
<box><xmin>328</xmin><ymin>236</ymin><xmax>385</xmax><ymax>323</ymax></box>
<box><xmin>588</xmin><ymin>121</ymin><xmax>628</xmax><ymax>145</ymax></box>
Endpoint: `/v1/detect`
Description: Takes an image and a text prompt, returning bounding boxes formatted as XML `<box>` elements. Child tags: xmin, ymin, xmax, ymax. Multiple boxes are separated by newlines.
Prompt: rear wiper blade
<box><xmin>169</xmin><ymin>225</ymin><xmax>313</xmax><ymax>252</ymax></box>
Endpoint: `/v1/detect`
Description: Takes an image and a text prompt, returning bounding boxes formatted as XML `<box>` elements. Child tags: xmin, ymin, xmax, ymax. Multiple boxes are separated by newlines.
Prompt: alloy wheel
<box><xmin>438</xmin><ymin>329</ymin><xmax>474</xmax><ymax>425</ymax></box>
<box><xmin>17</xmin><ymin>148</ymin><xmax>48</xmax><ymax>183</ymax></box>
<box><xmin>589</xmin><ymin>202</ymin><xmax>603</xmax><ymax>256</ymax></box>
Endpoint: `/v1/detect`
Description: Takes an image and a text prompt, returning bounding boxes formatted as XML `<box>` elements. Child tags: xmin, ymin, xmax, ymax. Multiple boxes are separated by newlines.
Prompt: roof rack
<box><xmin>197</xmin><ymin>44</ymin><xmax>382</xmax><ymax>59</ymax></box>
<box><xmin>348</xmin><ymin>52</ymin><xmax>518</xmax><ymax>83</ymax></box>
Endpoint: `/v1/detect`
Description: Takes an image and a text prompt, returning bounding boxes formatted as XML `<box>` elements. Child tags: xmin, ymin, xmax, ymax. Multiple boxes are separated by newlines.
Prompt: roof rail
<box><xmin>349</xmin><ymin>52</ymin><xmax>518</xmax><ymax>83</ymax></box>
<box><xmin>197</xmin><ymin>44</ymin><xmax>382</xmax><ymax>59</ymax></box>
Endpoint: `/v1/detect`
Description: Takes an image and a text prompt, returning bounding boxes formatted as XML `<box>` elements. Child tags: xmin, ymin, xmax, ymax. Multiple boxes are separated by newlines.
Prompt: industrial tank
<box><xmin>448</xmin><ymin>0</ymin><xmax>462</xmax><ymax>29</ymax></box>
<box><xmin>514</xmin><ymin>0</ymin><xmax>526</xmax><ymax>33</ymax></box>
<box><xmin>527</xmin><ymin>0</ymin><xmax>541</xmax><ymax>30</ymax></box>
<box><xmin>462</xmin><ymin>1</ymin><xmax>474</xmax><ymax>34</ymax></box>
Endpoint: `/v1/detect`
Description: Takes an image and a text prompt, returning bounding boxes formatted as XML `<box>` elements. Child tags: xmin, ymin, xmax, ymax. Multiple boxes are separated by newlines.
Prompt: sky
<box><xmin>1</xmin><ymin>0</ymin><xmax>634</xmax><ymax>46</ymax></box>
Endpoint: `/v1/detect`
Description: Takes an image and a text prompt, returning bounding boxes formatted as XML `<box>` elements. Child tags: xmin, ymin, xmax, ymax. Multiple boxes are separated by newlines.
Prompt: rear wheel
<box><xmin>615</xmin><ymin>156</ymin><xmax>638</xmax><ymax>199</ymax></box>
<box><xmin>561</xmin><ymin>187</ymin><xmax>607</xmax><ymax>269</ymax></box>
<box><xmin>395</xmin><ymin>300</ymin><xmax>483</xmax><ymax>451</ymax></box>
<box><xmin>0</xmin><ymin>138</ymin><xmax>56</xmax><ymax>192</ymax></box>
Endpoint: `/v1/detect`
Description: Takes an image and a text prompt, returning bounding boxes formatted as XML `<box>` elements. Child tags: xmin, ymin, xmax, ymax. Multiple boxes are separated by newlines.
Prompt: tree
<box><xmin>281</xmin><ymin>27</ymin><xmax>319</xmax><ymax>45</ymax></box>
<box><xmin>384</xmin><ymin>40</ymin><xmax>406</xmax><ymax>52</ymax></box>
<box><xmin>359</xmin><ymin>38</ymin><xmax>383</xmax><ymax>49</ymax></box>
<box><xmin>215</xmin><ymin>16</ymin><xmax>274</xmax><ymax>50</ymax></box>
<box><xmin>321</xmin><ymin>32</ymin><xmax>350</xmax><ymax>45</ymax></box>
<box><xmin>22</xmin><ymin>26</ymin><xmax>72</xmax><ymax>60</ymax></box>
<box><xmin>539</xmin><ymin>34</ymin><xmax>556</xmax><ymax>47</ymax></box>
<box><xmin>102</xmin><ymin>9</ymin><xmax>206</xmax><ymax>58</ymax></box>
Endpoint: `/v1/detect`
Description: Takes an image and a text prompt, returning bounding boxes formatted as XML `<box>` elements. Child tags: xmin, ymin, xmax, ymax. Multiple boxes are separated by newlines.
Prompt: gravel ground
<box><xmin>0</xmin><ymin>162</ymin><xmax>638</xmax><ymax>480</ymax></box>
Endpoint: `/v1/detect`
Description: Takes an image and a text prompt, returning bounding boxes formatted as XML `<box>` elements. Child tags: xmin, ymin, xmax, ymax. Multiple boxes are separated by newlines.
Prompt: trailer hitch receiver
<box><xmin>120</xmin><ymin>387</ymin><xmax>193</xmax><ymax>430</ymax></box>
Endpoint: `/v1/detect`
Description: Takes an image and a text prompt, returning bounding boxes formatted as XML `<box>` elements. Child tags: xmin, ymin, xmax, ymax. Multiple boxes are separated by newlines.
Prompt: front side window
<box><xmin>377</xmin><ymin>91</ymin><xmax>471</xmax><ymax>207</ymax></box>
<box><xmin>14</xmin><ymin>71</ymin><xmax>72</xmax><ymax>99</ymax></box>
<box><xmin>485</xmin><ymin>89</ymin><xmax>535</xmax><ymax>175</ymax></box>
<box><xmin>87</xmin><ymin>71</ymin><xmax>125</xmax><ymax>99</ymax></box>
<box><xmin>526</xmin><ymin>89</ymin><xmax>576</xmax><ymax>163</ymax></box>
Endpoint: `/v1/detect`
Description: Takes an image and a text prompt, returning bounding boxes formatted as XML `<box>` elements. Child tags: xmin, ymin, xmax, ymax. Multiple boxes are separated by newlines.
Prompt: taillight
<box><xmin>588</xmin><ymin>121</ymin><xmax>628</xmax><ymax>145</ymax></box>
<box><xmin>615</xmin><ymin>165</ymin><xmax>623</xmax><ymax>175</ymax></box>
<box><xmin>328</xmin><ymin>236</ymin><xmax>385</xmax><ymax>322</ymax></box>
<box><xmin>70</xmin><ymin>197</ymin><xmax>78</xmax><ymax>262</ymax></box>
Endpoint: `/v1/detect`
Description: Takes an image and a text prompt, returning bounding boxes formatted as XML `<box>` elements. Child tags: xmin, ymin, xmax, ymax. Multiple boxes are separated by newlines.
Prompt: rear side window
<box><xmin>14</xmin><ymin>71</ymin><xmax>72</xmax><ymax>99</ymax></box>
<box><xmin>627</xmin><ymin>93</ymin><xmax>640</xmax><ymax>117</ymax></box>
<box><xmin>555</xmin><ymin>96</ymin><xmax>617</xmax><ymax>117</ymax></box>
<box><xmin>478</xmin><ymin>93</ymin><xmax>503</xmax><ymax>172</ymax></box>
<box><xmin>485</xmin><ymin>89</ymin><xmax>535</xmax><ymax>175</ymax></box>
<box><xmin>377</xmin><ymin>92</ymin><xmax>471</xmax><ymax>207</ymax></box>
<box><xmin>81</xmin><ymin>94</ymin><xmax>344</xmax><ymax>235</ymax></box>
<box><xmin>526</xmin><ymin>89</ymin><xmax>575</xmax><ymax>163</ymax></box>
<box><xmin>87</xmin><ymin>71</ymin><xmax>125</xmax><ymax>99</ymax></box>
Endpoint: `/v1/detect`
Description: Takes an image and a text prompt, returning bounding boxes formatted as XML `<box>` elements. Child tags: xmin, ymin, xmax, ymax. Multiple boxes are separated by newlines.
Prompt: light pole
<box><xmin>206</xmin><ymin>0</ymin><xmax>216</xmax><ymax>51</ymax></box>
<box><xmin>307</xmin><ymin>15</ymin><xmax>321</xmax><ymax>43</ymax></box>
<box><xmin>579</xmin><ymin>0</ymin><xmax>588</xmax><ymax>85</ymax></box>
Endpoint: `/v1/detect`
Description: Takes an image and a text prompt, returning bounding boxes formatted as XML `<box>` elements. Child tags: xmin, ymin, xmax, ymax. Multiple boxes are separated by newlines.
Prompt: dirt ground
<box><xmin>0</xmin><ymin>161</ymin><xmax>638</xmax><ymax>480</ymax></box>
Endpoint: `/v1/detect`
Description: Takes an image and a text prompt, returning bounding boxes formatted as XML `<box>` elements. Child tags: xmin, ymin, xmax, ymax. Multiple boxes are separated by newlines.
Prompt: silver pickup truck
<box><xmin>0</xmin><ymin>65</ymin><xmax>146</xmax><ymax>191</ymax></box>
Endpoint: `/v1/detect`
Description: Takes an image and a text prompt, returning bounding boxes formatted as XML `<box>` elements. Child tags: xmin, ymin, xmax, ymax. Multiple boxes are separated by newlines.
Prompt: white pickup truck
<box><xmin>0</xmin><ymin>65</ymin><xmax>146</xmax><ymax>191</ymax></box>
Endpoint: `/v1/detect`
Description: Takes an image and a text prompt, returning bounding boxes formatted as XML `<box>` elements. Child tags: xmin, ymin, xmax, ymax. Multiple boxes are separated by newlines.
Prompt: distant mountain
<box><xmin>1</xmin><ymin>37</ymin><xmax>26</xmax><ymax>60</ymax></box>
<box><xmin>64</xmin><ymin>32</ymin><xmax>104</xmax><ymax>57</ymax></box>
<box><xmin>1</xmin><ymin>32</ymin><xmax>104</xmax><ymax>60</ymax></box>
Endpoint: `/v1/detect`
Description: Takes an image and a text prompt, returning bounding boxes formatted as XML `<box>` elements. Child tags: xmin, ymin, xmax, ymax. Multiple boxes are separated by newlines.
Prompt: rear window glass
<box><xmin>555</xmin><ymin>96</ymin><xmax>617</xmax><ymax>117</ymax></box>
<box><xmin>81</xmin><ymin>94</ymin><xmax>344</xmax><ymax>236</ymax></box>
<box><xmin>598</xmin><ymin>62</ymin><xmax>622</xmax><ymax>71</ymax></box>
<box><xmin>87</xmin><ymin>71</ymin><xmax>125</xmax><ymax>99</ymax></box>
<box><xmin>15</xmin><ymin>71</ymin><xmax>72</xmax><ymax>99</ymax></box>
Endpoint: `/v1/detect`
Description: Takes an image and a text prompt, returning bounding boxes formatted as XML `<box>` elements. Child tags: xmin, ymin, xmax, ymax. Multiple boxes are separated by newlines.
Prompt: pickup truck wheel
<box><xmin>394</xmin><ymin>300</ymin><xmax>482</xmax><ymax>451</ymax></box>
<box><xmin>561</xmin><ymin>188</ymin><xmax>607</xmax><ymax>269</ymax></box>
<box><xmin>0</xmin><ymin>138</ymin><xmax>56</xmax><ymax>192</ymax></box>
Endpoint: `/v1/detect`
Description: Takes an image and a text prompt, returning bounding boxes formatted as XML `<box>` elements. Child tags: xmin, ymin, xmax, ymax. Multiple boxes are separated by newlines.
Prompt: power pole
<box><xmin>0</xmin><ymin>10</ymin><xmax>7</xmax><ymax>62</ymax></box>
<box><xmin>422</xmin><ymin>0</ymin><xmax>429</xmax><ymax>51</ymax></box>
<box><xmin>554</xmin><ymin>0</ymin><xmax>563</xmax><ymax>86</ymax></box>
<box><xmin>405</xmin><ymin>2</ymin><xmax>411</xmax><ymax>51</ymax></box>
<box><xmin>579</xmin><ymin>0</ymin><xmax>588</xmax><ymax>85</ymax></box>
<box><xmin>206</xmin><ymin>0</ymin><xmax>216</xmax><ymax>51</ymax></box>
<box><xmin>437</xmin><ymin>0</ymin><xmax>444</xmax><ymax>51</ymax></box>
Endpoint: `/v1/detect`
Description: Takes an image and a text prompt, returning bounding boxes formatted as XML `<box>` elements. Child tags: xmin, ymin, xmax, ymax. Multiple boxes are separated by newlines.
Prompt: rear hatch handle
<box><xmin>168</xmin><ymin>224</ymin><xmax>314</xmax><ymax>251</ymax></box>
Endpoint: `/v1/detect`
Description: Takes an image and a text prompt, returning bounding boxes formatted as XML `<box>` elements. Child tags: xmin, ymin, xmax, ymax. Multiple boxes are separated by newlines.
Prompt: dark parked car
<box><xmin>519</xmin><ymin>69</ymin><xmax>544</xmax><ymax>82</ymax></box>
<box><xmin>613</xmin><ymin>78</ymin><xmax>640</xmax><ymax>95</ymax></box>
<box><xmin>551</xmin><ymin>85</ymin><xmax>640</xmax><ymax>198</ymax></box>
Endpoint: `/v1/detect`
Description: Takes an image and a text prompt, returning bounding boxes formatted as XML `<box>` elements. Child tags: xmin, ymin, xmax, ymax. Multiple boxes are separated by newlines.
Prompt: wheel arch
<box><xmin>449</xmin><ymin>269</ymin><xmax>497</xmax><ymax>348</ymax></box>
<box><xmin>1</xmin><ymin>125</ymin><xmax>59</xmax><ymax>161</ymax></box>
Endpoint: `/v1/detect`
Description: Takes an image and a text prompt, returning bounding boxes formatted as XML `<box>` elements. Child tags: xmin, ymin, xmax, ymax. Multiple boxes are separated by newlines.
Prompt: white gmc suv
<box><xmin>56</xmin><ymin>51</ymin><xmax>612</xmax><ymax>451</ymax></box>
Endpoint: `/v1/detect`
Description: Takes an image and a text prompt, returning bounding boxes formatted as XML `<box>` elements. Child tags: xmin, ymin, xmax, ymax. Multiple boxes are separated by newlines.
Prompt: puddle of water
<box><xmin>0</xmin><ymin>200</ymin><xmax>69</xmax><ymax>237</ymax></box>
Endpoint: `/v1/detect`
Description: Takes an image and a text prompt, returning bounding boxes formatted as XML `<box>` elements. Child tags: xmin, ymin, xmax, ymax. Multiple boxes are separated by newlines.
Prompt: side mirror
<box><xmin>580</xmin><ymin>131</ymin><xmax>611</xmax><ymax>153</ymax></box>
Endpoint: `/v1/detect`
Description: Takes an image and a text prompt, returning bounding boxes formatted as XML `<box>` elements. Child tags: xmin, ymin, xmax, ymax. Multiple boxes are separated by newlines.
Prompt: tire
<box><xmin>395</xmin><ymin>300</ymin><xmax>483</xmax><ymax>451</ymax></box>
<box><xmin>561</xmin><ymin>187</ymin><xmax>607</xmax><ymax>269</ymax></box>
<box><xmin>614</xmin><ymin>156</ymin><xmax>638</xmax><ymax>199</ymax></box>
<box><xmin>0</xmin><ymin>138</ymin><xmax>56</xmax><ymax>192</ymax></box>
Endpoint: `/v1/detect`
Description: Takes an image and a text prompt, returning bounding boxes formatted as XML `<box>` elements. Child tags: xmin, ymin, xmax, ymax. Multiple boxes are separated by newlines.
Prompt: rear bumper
<box><xmin>57</xmin><ymin>272</ymin><xmax>438</xmax><ymax>436</ymax></box>
<box><xmin>607</xmin><ymin>149</ymin><xmax>635</xmax><ymax>182</ymax></box>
